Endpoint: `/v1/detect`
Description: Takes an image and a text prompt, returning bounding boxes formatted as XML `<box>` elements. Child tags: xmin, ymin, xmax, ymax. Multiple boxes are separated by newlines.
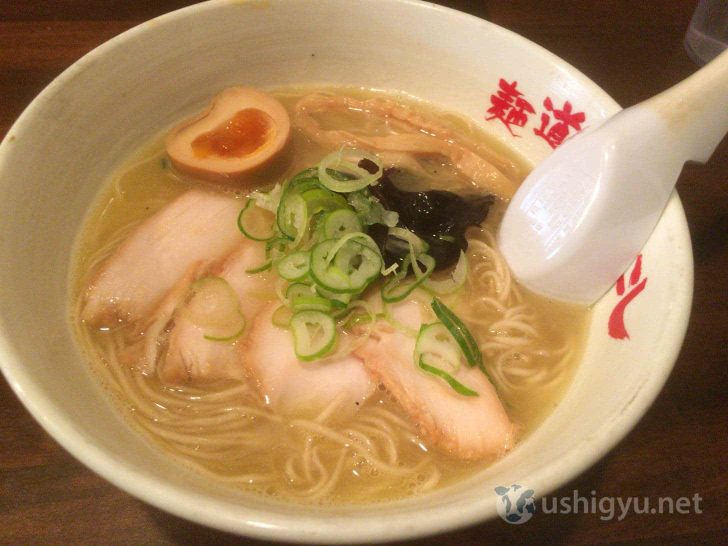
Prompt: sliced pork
<box><xmin>355</xmin><ymin>300</ymin><xmax>515</xmax><ymax>460</ymax></box>
<box><xmin>240</xmin><ymin>303</ymin><xmax>376</xmax><ymax>420</ymax></box>
<box><xmin>82</xmin><ymin>189</ymin><xmax>244</xmax><ymax>328</ymax></box>
<box><xmin>160</xmin><ymin>240</ymin><xmax>270</xmax><ymax>384</ymax></box>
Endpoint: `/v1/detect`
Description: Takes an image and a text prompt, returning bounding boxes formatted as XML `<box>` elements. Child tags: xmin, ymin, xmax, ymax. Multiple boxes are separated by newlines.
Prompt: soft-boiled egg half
<box><xmin>166</xmin><ymin>87</ymin><xmax>291</xmax><ymax>185</ymax></box>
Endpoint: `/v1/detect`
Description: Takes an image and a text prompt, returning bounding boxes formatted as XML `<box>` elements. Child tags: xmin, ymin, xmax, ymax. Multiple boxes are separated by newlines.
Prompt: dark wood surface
<box><xmin>1</xmin><ymin>1</ymin><xmax>726</xmax><ymax>544</ymax></box>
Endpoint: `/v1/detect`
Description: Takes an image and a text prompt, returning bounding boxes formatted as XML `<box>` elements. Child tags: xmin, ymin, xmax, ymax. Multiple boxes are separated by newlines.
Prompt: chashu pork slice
<box><xmin>355</xmin><ymin>300</ymin><xmax>515</xmax><ymax>460</ymax></box>
<box><xmin>160</xmin><ymin>240</ymin><xmax>271</xmax><ymax>384</ymax></box>
<box><xmin>239</xmin><ymin>303</ymin><xmax>376</xmax><ymax>420</ymax></box>
<box><xmin>82</xmin><ymin>189</ymin><xmax>244</xmax><ymax>328</ymax></box>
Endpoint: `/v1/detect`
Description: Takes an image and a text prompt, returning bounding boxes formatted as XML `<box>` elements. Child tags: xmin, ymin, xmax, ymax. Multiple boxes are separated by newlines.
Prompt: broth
<box><xmin>71</xmin><ymin>87</ymin><xmax>589</xmax><ymax>503</ymax></box>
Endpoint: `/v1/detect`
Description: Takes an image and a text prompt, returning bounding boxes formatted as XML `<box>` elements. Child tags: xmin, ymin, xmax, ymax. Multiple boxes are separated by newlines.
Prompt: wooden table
<box><xmin>1</xmin><ymin>1</ymin><xmax>726</xmax><ymax>543</ymax></box>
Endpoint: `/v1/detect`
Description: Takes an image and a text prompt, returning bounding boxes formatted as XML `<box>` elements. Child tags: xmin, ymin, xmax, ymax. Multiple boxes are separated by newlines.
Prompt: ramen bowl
<box><xmin>0</xmin><ymin>0</ymin><xmax>692</xmax><ymax>542</ymax></box>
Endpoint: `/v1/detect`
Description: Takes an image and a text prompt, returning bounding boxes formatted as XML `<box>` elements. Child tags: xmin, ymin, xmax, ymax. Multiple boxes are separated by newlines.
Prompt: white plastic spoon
<box><xmin>498</xmin><ymin>49</ymin><xmax>728</xmax><ymax>305</ymax></box>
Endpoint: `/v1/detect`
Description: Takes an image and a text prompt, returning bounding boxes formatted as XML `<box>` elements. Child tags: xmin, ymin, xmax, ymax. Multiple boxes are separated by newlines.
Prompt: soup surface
<box><xmin>71</xmin><ymin>87</ymin><xmax>589</xmax><ymax>503</ymax></box>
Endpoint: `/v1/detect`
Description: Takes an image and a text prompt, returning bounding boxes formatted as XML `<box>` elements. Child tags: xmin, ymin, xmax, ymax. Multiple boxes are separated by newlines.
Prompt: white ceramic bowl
<box><xmin>0</xmin><ymin>0</ymin><xmax>692</xmax><ymax>542</ymax></box>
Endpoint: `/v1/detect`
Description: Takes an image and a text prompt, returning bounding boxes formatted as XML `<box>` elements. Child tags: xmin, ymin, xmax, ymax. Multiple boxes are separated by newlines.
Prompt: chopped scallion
<box><xmin>431</xmin><ymin>297</ymin><xmax>483</xmax><ymax>369</ymax></box>
<box><xmin>291</xmin><ymin>295</ymin><xmax>333</xmax><ymax>313</ymax></box>
<box><xmin>423</xmin><ymin>251</ymin><xmax>468</xmax><ymax>295</ymax></box>
<box><xmin>414</xmin><ymin>322</ymin><xmax>479</xmax><ymax>397</ymax></box>
<box><xmin>418</xmin><ymin>356</ymin><xmax>479</xmax><ymax>397</ymax></box>
<box><xmin>180</xmin><ymin>276</ymin><xmax>247</xmax><ymax>343</ymax></box>
<box><xmin>381</xmin><ymin>254</ymin><xmax>435</xmax><ymax>303</ymax></box>
<box><xmin>290</xmin><ymin>310</ymin><xmax>337</xmax><ymax>361</ymax></box>
<box><xmin>238</xmin><ymin>199</ymin><xmax>277</xmax><ymax>241</ymax></box>
<box><xmin>324</xmin><ymin>208</ymin><xmax>362</xmax><ymax>239</ymax></box>
<box><xmin>317</xmin><ymin>148</ymin><xmax>383</xmax><ymax>193</ymax></box>
<box><xmin>276</xmin><ymin>251</ymin><xmax>311</xmax><ymax>282</ymax></box>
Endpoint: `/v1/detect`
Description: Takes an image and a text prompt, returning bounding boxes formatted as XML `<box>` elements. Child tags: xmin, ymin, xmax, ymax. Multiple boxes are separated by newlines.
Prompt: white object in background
<box><xmin>685</xmin><ymin>0</ymin><xmax>728</xmax><ymax>65</ymax></box>
<box><xmin>498</xmin><ymin>49</ymin><xmax>728</xmax><ymax>305</ymax></box>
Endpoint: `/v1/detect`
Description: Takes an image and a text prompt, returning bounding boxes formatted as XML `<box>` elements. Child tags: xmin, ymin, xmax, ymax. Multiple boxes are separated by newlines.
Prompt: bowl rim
<box><xmin>0</xmin><ymin>0</ymin><xmax>694</xmax><ymax>542</ymax></box>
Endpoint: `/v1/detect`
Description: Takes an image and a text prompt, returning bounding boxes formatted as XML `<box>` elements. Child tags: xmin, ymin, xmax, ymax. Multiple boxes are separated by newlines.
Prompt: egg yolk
<box><xmin>192</xmin><ymin>108</ymin><xmax>274</xmax><ymax>159</ymax></box>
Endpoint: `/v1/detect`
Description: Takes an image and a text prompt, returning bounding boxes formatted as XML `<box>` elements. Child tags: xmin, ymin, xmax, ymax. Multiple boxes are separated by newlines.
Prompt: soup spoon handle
<box><xmin>648</xmin><ymin>48</ymin><xmax>728</xmax><ymax>164</ymax></box>
<box><xmin>498</xmin><ymin>49</ymin><xmax>728</xmax><ymax>305</ymax></box>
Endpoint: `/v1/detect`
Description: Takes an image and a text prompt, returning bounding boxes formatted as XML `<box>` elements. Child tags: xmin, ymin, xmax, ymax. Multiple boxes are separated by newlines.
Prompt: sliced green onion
<box><xmin>277</xmin><ymin>192</ymin><xmax>308</xmax><ymax>240</ymax></box>
<box><xmin>343</xmin><ymin>312</ymin><xmax>376</xmax><ymax>329</ymax></box>
<box><xmin>414</xmin><ymin>322</ymin><xmax>478</xmax><ymax>397</ymax></box>
<box><xmin>324</xmin><ymin>231</ymin><xmax>380</xmax><ymax>265</ymax></box>
<box><xmin>324</xmin><ymin>209</ymin><xmax>362</xmax><ymax>239</ymax></box>
<box><xmin>333</xmin><ymin>241</ymin><xmax>381</xmax><ymax>286</ymax></box>
<box><xmin>311</xmin><ymin>258</ymin><xmax>351</xmax><ymax>293</ymax></box>
<box><xmin>286</xmin><ymin>282</ymin><xmax>315</xmax><ymax>304</ymax></box>
<box><xmin>266</xmin><ymin>237</ymin><xmax>291</xmax><ymax>262</ymax></box>
<box><xmin>285</xmin><ymin>168</ymin><xmax>320</xmax><ymax>193</ymax></box>
<box><xmin>301</xmin><ymin>187</ymin><xmax>348</xmax><ymax>216</ymax></box>
<box><xmin>180</xmin><ymin>276</ymin><xmax>246</xmax><ymax>342</ymax></box>
<box><xmin>238</xmin><ymin>199</ymin><xmax>276</xmax><ymax>241</ymax></box>
<box><xmin>317</xmin><ymin>148</ymin><xmax>383</xmax><ymax>193</ymax></box>
<box><xmin>315</xmin><ymin>285</ymin><xmax>352</xmax><ymax>307</ymax></box>
<box><xmin>431</xmin><ymin>297</ymin><xmax>483</xmax><ymax>368</ymax></box>
<box><xmin>410</xmin><ymin>252</ymin><xmax>435</xmax><ymax>281</ymax></box>
<box><xmin>290</xmin><ymin>310</ymin><xmax>337</xmax><ymax>361</ymax></box>
<box><xmin>381</xmin><ymin>274</ymin><xmax>422</xmax><ymax>303</ymax></box>
<box><xmin>415</xmin><ymin>322</ymin><xmax>463</xmax><ymax>370</ymax></box>
<box><xmin>381</xmin><ymin>254</ymin><xmax>436</xmax><ymax>303</ymax></box>
<box><xmin>291</xmin><ymin>295</ymin><xmax>333</xmax><ymax>313</ymax></box>
<box><xmin>181</xmin><ymin>277</ymin><xmax>238</xmax><ymax>326</ymax></box>
<box><xmin>274</xmin><ymin>277</ymin><xmax>289</xmax><ymax>305</ymax></box>
<box><xmin>382</xmin><ymin>226</ymin><xmax>434</xmax><ymax>283</ymax></box>
<box><xmin>310</xmin><ymin>238</ymin><xmax>382</xmax><ymax>294</ymax></box>
<box><xmin>341</xmin><ymin>300</ymin><xmax>380</xmax><ymax>330</ymax></box>
<box><xmin>424</xmin><ymin>251</ymin><xmax>468</xmax><ymax>295</ymax></box>
<box><xmin>245</xmin><ymin>260</ymin><xmax>272</xmax><ymax>274</ymax></box>
<box><xmin>418</xmin><ymin>356</ymin><xmax>479</xmax><ymax>397</ymax></box>
<box><xmin>204</xmin><ymin>320</ymin><xmax>246</xmax><ymax>342</ymax></box>
<box><xmin>388</xmin><ymin>226</ymin><xmax>429</xmax><ymax>256</ymax></box>
<box><xmin>329</xmin><ymin>299</ymin><xmax>349</xmax><ymax>310</ymax></box>
<box><xmin>272</xmin><ymin>304</ymin><xmax>293</xmax><ymax>327</ymax></box>
<box><xmin>276</xmin><ymin>251</ymin><xmax>311</xmax><ymax>282</ymax></box>
<box><xmin>275</xmin><ymin>169</ymin><xmax>320</xmax><ymax>239</ymax></box>
<box><xmin>344</xmin><ymin>310</ymin><xmax>384</xmax><ymax>329</ymax></box>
